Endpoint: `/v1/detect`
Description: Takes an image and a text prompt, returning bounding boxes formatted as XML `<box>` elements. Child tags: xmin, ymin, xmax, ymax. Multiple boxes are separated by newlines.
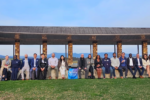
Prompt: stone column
<box><xmin>15</xmin><ymin>41</ymin><xmax>20</xmax><ymax>59</ymax></box>
<box><xmin>43</xmin><ymin>41</ymin><xmax>47</xmax><ymax>58</ymax></box>
<box><xmin>117</xmin><ymin>41</ymin><xmax>122</xmax><ymax>58</ymax></box>
<box><xmin>142</xmin><ymin>41</ymin><xmax>148</xmax><ymax>56</ymax></box>
<box><xmin>93</xmin><ymin>42</ymin><xmax>97</xmax><ymax>59</ymax></box>
<box><xmin>68</xmin><ymin>41</ymin><xmax>73</xmax><ymax>65</ymax></box>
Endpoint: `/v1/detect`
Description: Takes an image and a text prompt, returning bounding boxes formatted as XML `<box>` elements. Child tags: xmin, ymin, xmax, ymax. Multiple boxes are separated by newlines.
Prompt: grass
<box><xmin>0</xmin><ymin>78</ymin><xmax>150</xmax><ymax>100</ymax></box>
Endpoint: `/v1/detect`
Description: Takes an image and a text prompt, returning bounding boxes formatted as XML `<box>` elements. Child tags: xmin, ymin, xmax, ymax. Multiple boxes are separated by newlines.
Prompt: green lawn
<box><xmin>0</xmin><ymin>78</ymin><xmax>150</xmax><ymax>100</ymax></box>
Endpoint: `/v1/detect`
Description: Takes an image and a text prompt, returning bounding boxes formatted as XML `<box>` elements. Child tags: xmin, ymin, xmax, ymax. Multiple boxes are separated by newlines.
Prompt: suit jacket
<box><xmin>77</xmin><ymin>58</ymin><xmax>87</xmax><ymax>69</ymax></box>
<box><xmin>30</xmin><ymin>58</ymin><xmax>39</xmax><ymax>69</ymax></box>
<box><xmin>58</xmin><ymin>60</ymin><xmax>68</xmax><ymax>70</ymax></box>
<box><xmin>38</xmin><ymin>58</ymin><xmax>48</xmax><ymax>69</ymax></box>
<box><xmin>134</xmin><ymin>58</ymin><xmax>143</xmax><ymax>67</ymax></box>
<box><xmin>127</xmin><ymin>57</ymin><xmax>135</xmax><ymax>67</ymax></box>
<box><xmin>21</xmin><ymin>58</ymin><xmax>31</xmax><ymax>69</ymax></box>
<box><xmin>0</xmin><ymin>59</ymin><xmax>11</xmax><ymax>76</ymax></box>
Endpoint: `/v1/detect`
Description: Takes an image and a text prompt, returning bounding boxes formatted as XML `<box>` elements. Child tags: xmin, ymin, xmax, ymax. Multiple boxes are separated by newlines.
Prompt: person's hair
<box><xmin>34</xmin><ymin>53</ymin><xmax>37</xmax><ymax>55</ymax></box>
<box><xmin>113</xmin><ymin>53</ymin><xmax>116</xmax><ymax>55</ymax></box>
<box><xmin>60</xmin><ymin>55</ymin><xmax>65</xmax><ymax>62</ymax></box>
<box><xmin>5</xmin><ymin>55</ymin><xmax>9</xmax><ymax>57</ymax></box>
<box><xmin>96</xmin><ymin>55</ymin><xmax>101</xmax><ymax>60</ymax></box>
<box><xmin>41</xmin><ymin>53</ymin><xmax>45</xmax><ymax>56</ymax></box>
<box><xmin>143</xmin><ymin>54</ymin><xmax>148</xmax><ymax>60</ymax></box>
<box><xmin>104</xmin><ymin>53</ymin><xmax>108</xmax><ymax>56</ymax></box>
<box><xmin>88</xmin><ymin>54</ymin><xmax>92</xmax><ymax>58</ymax></box>
<box><xmin>122</xmin><ymin>52</ymin><xmax>125</xmax><ymax>54</ymax></box>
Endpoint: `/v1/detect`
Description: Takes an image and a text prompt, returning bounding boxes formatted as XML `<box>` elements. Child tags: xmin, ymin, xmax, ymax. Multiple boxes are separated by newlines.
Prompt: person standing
<box><xmin>102</xmin><ymin>53</ymin><xmax>112</xmax><ymax>79</ymax></box>
<box><xmin>111</xmin><ymin>53</ymin><xmax>122</xmax><ymax>79</ymax></box>
<box><xmin>11</xmin><ymin>55</ymin><xmax>21</xmax><ymax>80</ymax></box>
<box><xmin>0</xmin><ymin>55</ymin><xmax>11</xmax><ymax>81</ymax></box>
<box><xmin>135</xmin><ymin>54</ymin><xmax>144</xmax><ymax>78</ymax></box>
<box><xmin>58</xmin><ymin>55</ymin><xmax>68</xmax><ymax>79</ymax></box>
<box><xmin>87</xmin><ymin>54</ymin><xmax>94</xmax><ymax>79</ymax></box>
<box><xmin>30</xmin><ymin>53</ymin><xmax>39</xmax><ymax>80</ymax></box>
<box><xmin>78</xmin><ymin>54</ymin><xmax>88</xmax><ymax>79</ymax></box>
<box><xmin>142</xmin><ymin>54</ymin><xmax>150</xmax><ymax>78</ymax></box>
<box><xmin>94</xmin><ymin>55</ymin><xmax>102</xmax><ymax>79</ymax></box>
<box><xmin>48</xmin><ymin>53</ymin><xmax>58</xmax><ymax>79</ymax></box>
<box><xmin>38</xmin><ymin>53</ymin><xmax>48</xmax><ymax>80</ymax></box>
<box><xmin>119</xmin><ymin>52</ymin><xmax>128</xmax><ymax>78</ymax></box>
<box><xmin>127</xmin><ymin>53</ymin><xmax>137</xmax><ymax>79</ymax></box>
<box><xmin>21</xmin><ymin>54</ymin><xmax>31</xmax><ymax>80</ymax></box>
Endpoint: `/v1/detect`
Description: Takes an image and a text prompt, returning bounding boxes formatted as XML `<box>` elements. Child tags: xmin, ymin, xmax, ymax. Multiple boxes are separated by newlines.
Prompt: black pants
<box><xmin>2</xmin><ymin>68</ymin><xmax>7</xmax><ymax>79</ymax></box>
<box><xmin>89</xmin><ymin>66</ymin><xmax>94</xmax><ymax>78</ymax></box>
<box><xmin>37</xmin><ymin>68</ymin><xmax>47</xmax><ymax>80</ymax></box>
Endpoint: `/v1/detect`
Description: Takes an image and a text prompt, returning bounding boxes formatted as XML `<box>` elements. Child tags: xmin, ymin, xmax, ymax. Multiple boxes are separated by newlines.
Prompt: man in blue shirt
<box><xmin>119</xmin><ymin>52</ymin><xmax>128</xmax><ymax>78</ymax></box>
<box><xmin>30</xmin><ymin>53</ymin><xmax>39</xmax><ymax>80</ymax></box>
<box><xmin>102</xmin><ymin>53</ymin><xmax>112</xmax><ymax>79</ymax></box>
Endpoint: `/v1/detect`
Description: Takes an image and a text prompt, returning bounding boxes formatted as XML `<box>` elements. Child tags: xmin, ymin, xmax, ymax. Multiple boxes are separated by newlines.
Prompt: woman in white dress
<box><xmin>58</xmin><ymin>55</ymin><xmax>68</xmax><ymax>79</ymax></box>
<box><xmin>142</xmin><ymin>54</ymin><xmax>150</xmax><ymax>78</ymax></box>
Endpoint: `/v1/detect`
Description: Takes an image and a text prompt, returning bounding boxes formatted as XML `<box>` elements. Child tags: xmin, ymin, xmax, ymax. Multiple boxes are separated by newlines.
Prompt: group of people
<box><xmin>0</xmin><ymin>52</ymin><xmax>150</xmax><ymax>81</ymax></box>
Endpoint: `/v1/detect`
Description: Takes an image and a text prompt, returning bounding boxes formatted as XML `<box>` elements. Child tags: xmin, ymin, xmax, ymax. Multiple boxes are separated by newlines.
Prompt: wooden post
<box><xmin>117</xmin><ymin>41</ymin><xmax>122</xmax><ymax>58</ymax></box>
<box><xmin>15</xmin><ymin>41</ymin><xmax>20</xmax><ymax>59</ymax></box>
<box><xmin>43</xmin><ymin>41</ymin><xmax>47</xmax><ymax>58</ymax></box>
<box><xmin>142</xmin><ymin>41</ymin><xmax>148</xmax><ymax>56</ymax></box>
<box><xmin>68</xmin><ymin>41</ymin><xmax>73</xmax><ymax>65</ymax></box>
<box><xmin>93</xmin><ymin>41</ymin><xmax>97</xmax><ymax>59</ymax></box>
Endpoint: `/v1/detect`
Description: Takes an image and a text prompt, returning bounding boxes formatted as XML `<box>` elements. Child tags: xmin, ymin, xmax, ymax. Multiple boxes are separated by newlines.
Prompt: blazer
<box><xmin>127</xmin><ymin>57</ymin><xmax>135</xmax><ymax>67</ymax></box>
<box><xmin>30</xmin><ymin>58</ymin><xmax>39</xmax><ymax>69</ymax></box>
<box><xmin>0</xmin><ymin>59</ymin><xmax>11</xmax><ymax>76</ymax></box>
<box><xmin>38</xmin><ymin>58</ymin><xmax>48</xmax><ymax>69</ymax></box>
<box><xmin>142</xmin><ymin>59</ymin><xmax>149</xmax><ymax>69</ymax></box>
<box><xmin>58</xmin><ymin>60</ymin><xmax>68</xmax><ymax>70</ymax></box>
<box><xmin>21</xmin><ymin>58</ymin><xmax>31</xmax><ymax>69</ymax></box>
<box><xmin>77</xmin><ymin>58</ymin><xmax>87</xmax><ymax>69</ymax></box>
<box><xmin>134</xmin><ymin>58</ymin><xmax>143</xmax><ymax>67</ymax></box>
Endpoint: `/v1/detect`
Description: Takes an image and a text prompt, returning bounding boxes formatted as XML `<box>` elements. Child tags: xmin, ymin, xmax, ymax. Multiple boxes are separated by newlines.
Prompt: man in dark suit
<box><xmin>134</xmin><ymin>54</ymin><xmax>145</xmax><ymax>78</ymax></box>
<box><xmin>37</xmin><ymin>53</ymin><xmax>48</xmax><ymax>80</ymax></box>
<box><xmin>127</xmin><ymin>53</ymin><xmax>137</xmax><ymax>79</ymax></box>
<box><xmin>30</xmin><ymin>53</ymin><xmax>39</xmax><ymax>80</ymax></box>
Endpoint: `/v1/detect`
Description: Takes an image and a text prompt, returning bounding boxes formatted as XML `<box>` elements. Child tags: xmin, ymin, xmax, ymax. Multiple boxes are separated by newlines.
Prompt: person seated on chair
<box><xmin>94</xmin><ymin>55</ymin><xmax>102</xmax><ymax>79</ymax></box>
<box><xmin>11</xmin><ymin>55</ymin><xmax>21</xmax><ymax>80</ymax></box>
<box><xmin>134</xmin><ymin>54</ymin><xmax>144</xmax><ymax>78</ymax></box>
<box><xmin>78</xmin><ymin>54</ymin><xmax>88</xmax><ymax>79</ymax></box>
<box><xmin>30</xmin><ymin>53</ymin><xmax>39</xmax><ymax>80</ymax></box>
<box><xmin>48</xmin><ymin>53</ymin><xmax>58</xmax><ymax>79</ymax></box>
<box><xmin>87</xmin><ymin>54</ymin><xmax>94</xmax><ymax>79</ymax></box>
<box><xmin>0</xmin><ymin>55</ymin><xmax>11</xmax><ymax>81</ymax></box>
<box><xmin>21</xmin><ymin>54</ymin><xmax>31</xmax><ymax>80</ymax></box>
<box><xmin>111</xmin><ymin>53</ymin><xmax>122</xmax><ymax>79</ymax></box>
<box><xmin>102</xmin><ymin>53</ymin><xmax>112</xmax><ymax>79</ymax></box>
<box><xmin>142</xmin><ymin>54</ymin><xmax>150</xmax><ymax>78</ymax></box>
<box><xmin>119</xmin><ymin>52</ymin><xmax>128</xmax><ymax>78</ymax></box>
<box><xmin>37</xmin><ymin>53</ymin><xmax>48</xmax><ymax>80</ymax></box>
<box><xmin>58</xmin><ymin>55</ymin><xmax>68</xmax><ymax>80</ymax></box>
<box><xmin>127</xmin><ymin>53</ymin><xmax>137</xmax><ymax>79</ymax></box>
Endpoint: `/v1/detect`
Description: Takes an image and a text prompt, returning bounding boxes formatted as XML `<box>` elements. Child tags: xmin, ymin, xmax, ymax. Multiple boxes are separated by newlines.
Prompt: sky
<box><xmin>0</xmin><ymin>0</ymin><xmax>150</xmax><ymax>57</ymax></box>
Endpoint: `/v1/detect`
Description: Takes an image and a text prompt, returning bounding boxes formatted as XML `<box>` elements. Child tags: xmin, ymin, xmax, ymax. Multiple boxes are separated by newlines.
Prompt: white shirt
<box><xmin>34</xmin><ymin>59</ymin><xmax>36</xmax><ymax>67</ymax></box>
<box><xmin>24</xmin><ymin>59</ymin><xmax>29</xmax><ymax>67</ymax></box>
<box><xmin>111</xmin><ymin>57</ymin><xmax>120</xmax><ymax>67</ymax></box>
<box><xmin>48</xmin><ymin>57</ymin><xmax>58</xmax><ymax>67</ymax></box>
<box><xmin>137</xmin><ymin>58</ymin><xmax>140</xmax><ymax>66</ymax></box>
<box><xmin>129</xmin><ymin>58</ymin><xmax>133</xmax><ymax>66</ymax></box>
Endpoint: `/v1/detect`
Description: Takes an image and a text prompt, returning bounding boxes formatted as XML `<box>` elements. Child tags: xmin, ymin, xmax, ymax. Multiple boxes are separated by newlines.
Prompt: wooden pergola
<box><xmin>0</xmin><ymin>26</ymin><xmax>150</xmax><ymax>64</ymax></box>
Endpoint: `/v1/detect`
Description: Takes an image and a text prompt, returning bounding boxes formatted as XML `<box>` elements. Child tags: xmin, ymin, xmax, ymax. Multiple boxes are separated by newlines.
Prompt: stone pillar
<box><xmin>43</xmin><ymin>41</ymin><xmax>47</xmax><ymax>58</ymax></box>
<box><xmin>15</xmin><ymin>41</ymin><xmax>20</xmax><ymax>59</ymax></box>
<box><xmin>142</xmin><ymin>41</ymin><xmax>148</xmax><ymax>56</ymax></box>
<box><xmin>117</xmin><ymin>41</ymin><xmax>122</xmax><ymax>58</ymax></box>
<box><xmin>93</xmin><ymin>42</ymin><xmax>97</xmax><ymax>59</ymax></box>
<box><xmin>68</xmin><ymin>41</ymin><xmax>73</xmax><ymax>65</ymax></box>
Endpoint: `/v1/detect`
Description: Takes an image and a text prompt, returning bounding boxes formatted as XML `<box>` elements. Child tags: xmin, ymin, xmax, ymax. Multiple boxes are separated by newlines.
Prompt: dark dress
<box><xmin>94</xmin><ymin>59</ymin><xmax>102</xmax><ymax>69</ymax></box>
<box><xmin>11</xmin><ymin>59</ymin><xmax>21</xmax><ymax>80</ymax></box>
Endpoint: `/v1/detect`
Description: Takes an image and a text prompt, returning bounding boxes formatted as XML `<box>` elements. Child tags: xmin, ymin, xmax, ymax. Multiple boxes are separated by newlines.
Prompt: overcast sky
<box><xmin>0</xmin><ymin>0</ymin><xmax>150</xmax><ymax>56</ymax></box>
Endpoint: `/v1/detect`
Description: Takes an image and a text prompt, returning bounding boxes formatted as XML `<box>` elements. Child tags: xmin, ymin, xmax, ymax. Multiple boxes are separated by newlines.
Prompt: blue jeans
<box><xmin>136</xmin><ymin>66</ymin><xmax>145</xmax><ymax>76</ymax></box>
<box><xmin>128</xmin><ymin>66</ymin><xmax>137</xmax><ymax>76</ymax></box>
<box><xmin>111</xmin><ymin>67</ymin><xmax>123</xmax><ymax>77</ymax></box>
<box><xmin>102</xmin><ymin>67</ymin><xmax>113</xmax><ymax>78</ymax></box>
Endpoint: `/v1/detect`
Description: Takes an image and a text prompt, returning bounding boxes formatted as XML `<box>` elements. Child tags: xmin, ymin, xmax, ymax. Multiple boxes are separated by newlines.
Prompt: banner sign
<box><xmin>68</xmin><ymin>68</ymin><xmax>78</xmax><ymax>79</ymax></box>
